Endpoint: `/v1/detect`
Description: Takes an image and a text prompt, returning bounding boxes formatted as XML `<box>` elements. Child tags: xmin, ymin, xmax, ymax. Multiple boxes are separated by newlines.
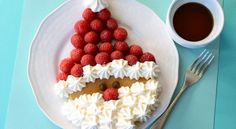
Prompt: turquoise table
<box><xmin>0</xmin><ymin>0</ymin><xmax>236</xmax><ymax>129</ymax></box>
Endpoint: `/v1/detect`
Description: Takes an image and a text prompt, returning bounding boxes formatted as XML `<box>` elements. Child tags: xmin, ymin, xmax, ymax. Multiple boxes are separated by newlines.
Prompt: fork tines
<box><xmin>190</xmin><ymin>49</ymin><xmax>215</xmax><ymax>76</ymax></box>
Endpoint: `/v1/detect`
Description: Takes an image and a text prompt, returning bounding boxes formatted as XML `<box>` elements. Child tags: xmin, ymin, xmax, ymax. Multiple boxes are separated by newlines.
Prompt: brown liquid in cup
<box><xmin>173</xmin><ymin>3</ymin><xmax>214</xmax><ymax>41</ymax></box>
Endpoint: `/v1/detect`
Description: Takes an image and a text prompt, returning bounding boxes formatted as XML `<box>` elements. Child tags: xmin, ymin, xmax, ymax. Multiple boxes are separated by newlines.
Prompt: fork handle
<box><xmin>150</xmin><ymin>86</ymin><xmax>187</xmax><ymax>129</ymax></box>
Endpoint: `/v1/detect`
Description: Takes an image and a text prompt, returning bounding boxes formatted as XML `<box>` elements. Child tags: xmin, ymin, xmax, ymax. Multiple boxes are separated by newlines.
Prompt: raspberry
<box><xmin>100</xmin><ymin>29</ymin><xmax>113</xmax><ymax>42</ymax></box>
<box><xmin>74</xmin><ymin>20</ymin><xmax>90</xmax><ymax>35</ymax></box>
<box><xmin>71</xmin><ymin>34</ymin><xmax>86</xmax><ymax>49</ymax></box>
<box><xmin>103</xmin><ymin>88</ymin><xmax>119</xmax><ymax>101</ymax></box>
<box><xmin>114</xmin><ymin>41</ymin><xmax>129</xmax><ymax>55</ymax></box>
<box><xmin>95</xmin><ymin>52</ymin><xmax>110</xmax><ymax>64</ymax></box>
<box><xmin>129</xmin><ymin>45</ymin><xmax>143</xmax><ymax>58</ymax></box>
<box><xmin>56</xmin><ymin>72</ymin><xmax>68</xmax><ymax>81</ymax></box>
<box><xmin>113</xmin><ymin>27</ymin><xmax>128</xmax><ymax>41</ymax></box>
<box><xmin>111</xmin><ymin>50</ymin><xmax>124</xmax><ymax>60</ymax></box>
<box><xmin>125</xmin><ymin>55</ymin><xmax>138</xmax><ymax>65</ymax></box>
<box><xmin>97</xmin><ymin>8</ymin><xmax>111</xmax><ymax>21</ymax></box>
<box><xmin>70</xmin><ymin>49</ymin><xmax>84</xmax><ymax>63</ymax></box>
<box><xmin>140</xmin><ymin>52</ymin><xmax>156</xmax><ymax>62</ymax></box>
<box><xmin>70</xmin><ymin>64</ymin><xmax>83</xmax><ymax>77</ymax></box>
<box><xmin>82</xmin><ymin>8</ymin><xmax>96</xmax><ymax>21</ymax></box>
<box><xmin>84</xmin><ymin>43</ymin><xmax>98</xmax><ymax>55</ymax></box>
<box><xmin>99</xmin><ymin>42</ymin><xmax>113</xmax><ymax>54</ymax></box>
<box><xmin>90</xmin><ymin>19</ymin><xmax>105</xmax><ymax>32</ymax></box>
<box><xmin>106</xmin><ymin>18</ymin><xmax>118</xmax><ymax>30</ymax></box>
<box><xmin>59</xmin><ymin>58</ymin><xmax>74</xmax><ymax>73</ymax></box>
<box><xmin>84</xmin><ymin>31</ymin><xmax>100</xmax><ymax>44</ymax></box>
<box><xmin>81</xmin><ymin>54</ymin><xmax>96</xmax><ymax>66</ymax></box>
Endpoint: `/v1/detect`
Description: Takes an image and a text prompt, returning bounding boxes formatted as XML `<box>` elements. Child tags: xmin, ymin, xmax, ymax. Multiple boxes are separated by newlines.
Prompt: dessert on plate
<box><xmin>54</xmin><ymin>0</ymin><xmax>161</xmax><ymax>128</ymax></box>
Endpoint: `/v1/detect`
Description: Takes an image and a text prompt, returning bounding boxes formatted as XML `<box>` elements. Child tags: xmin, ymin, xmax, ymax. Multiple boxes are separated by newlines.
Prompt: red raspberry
<box><xmin>113</xmin><ymin>27</ymin><xmax>128</xmax><ymax>41</ymax></box>
<box><xmin>106</xmin><ymin>18</ymin><xmax>118</xmax><ymax>30</ymax></box>
<box><xmin>97</xmin><ymin>8</ymin><xmax>111</xmax><ymax>21</ymax></box>
<box><xmin>125</xmin><ymin>55</ymin><xmax>138</xmax><ymax>65</ymax></box>
<box><xmin>84</xmin><ymin>31</ymin><xmax>100</xmax><ymax>44</ymax></box>
<box><xmin>70</xmin><ymin>64</ymin><xmax>83</xmax><ymax>77</ymax></box>
<box><xmin>114</xmin><ymin>41</ymin><xmax>129</xmax><ymax>55</ymax></box>
<box><xmin>140</xmin><ymin>52</ymin><xmax>156</xmax><ymax>62</ymax></box>
<box><xmin>56</xmin><ymin>72</ymin><xmax>68</xmax><ymax>81</ymax></box>
<box><xmin>74</xmin><ymin>20</ymin><xmax>90</xmax><ymax>35</ymax></box>
<box><xmin>111</xmin><ymin>50</ymin><xmax>124</xmax><ymax>60</ymax></box>
<box><xmin>82</xmin><ymin>8</ymin><xmax>96</xmax><ymax>21</ymax></box>
<box><xmin>81</xmin><ymin>54</ymin><xmax>96</xmax><ymax>66</ymax></box>
<box><xmin>59</xmin><ymin>58</ymin><xmax>74</xmax><ymax>73</ymax></box>
<box><xmin>90</xmin><ymin>19</ymin><xmax>105</xmax><ymax>32</ymax></box>
<box><xmin>84</xmin><ymin>43</ymin><xmax>98</xmax><ymax>55</ymax></box>
<box><xmin>103</xmin><ymin>88</ymin><xmax>119</xmax><ymax>101</ymax></box>
<box><xmin>100</xmin><ymin>29</ymin><xmax>113</xmax><ymax>42</ymax></box>
<box><xmin>71</xmin><ymin>34</ymin><xmax>86</xmax><ymax>49</ymax></box>
<box><xmin>70</xmin><ymin>49</ymin><xmax>84</xmax><ymax>63</ymax></box>
<box><xmin>95</xmin><ymin>52</ymin><xmax>110</xmax><ymax>64</ymax></box>
<box><xmin>129</xmin><ymin>45</ymin><xmax>143</xmax><ymax>58</ymax></box>
<box><xmin>99</xmin><ymin>42</ymin><xmax>113</xmax><ymax>54</ymax></box>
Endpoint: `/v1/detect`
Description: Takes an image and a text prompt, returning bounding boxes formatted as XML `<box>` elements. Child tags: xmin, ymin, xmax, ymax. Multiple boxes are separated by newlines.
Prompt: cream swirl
<box><xmin>94</xmin><ymin>64</ymin><xmax>111</xmax><ymax>79</ymax></box>
<box><xmin>141</xmin><ymin>61</ymin><xmax>160</xmax><ymax>79</ymax></box>
<box><xmin>81</xmin><ymin>115</ymin><xmax>98</xmax><ymax>129</ymax></box>
<box><xmin>145</xmin><ymin>79</ymin><xmax>161</xmax><ymax>92</ymax></box>
<box><xmin>118</xmin><ymin>86</ymin><xmax>130</xmax><ymax>98</ymax></box>
<box><xmin>98</xmin><ymin>109</ymin><xmax>113</xmax><ymax>126</ymax></box>
<box><xmin>110</xmin><ymin>59</ymin><xmax>128</xmax><ymax>79</ymax></box>
<box><xmin>126</xmin><ymin>62</ymin><xmax>143</xmax><ymax>80</ymax></box>
<box><xmin>117</xmin><ymin>107</ymin><xmax>133</xmax><ymax>120</ymax></box>
<box><xmin>116</xmin><ymin>119</ymin><xmax>135</xmax><ymax>129</ymax></box>
<box><xmin>103</xmin><ymin>100</ymin><xmax>121</xmax><ymax>110</ymax></box>
<box><xmin>121</xmin><ymin>95</ymin><xmax>137</xmax><ymax>107</ymax></box>
<box><xmin>83</xmin><ymin>0</ymin><xmax>108</xmax><ymax>12</ymax></box>
<box><xmin>66</xmin><ymin>75</ymin><xmax>86</xmax><ymax>92</ymax></box>
<box><xmin>54</xmin><ymin>80</ymin><xmax>70</xmax><ymax>99</ymax></box>
<box><xmin>83</xmin><ymin>65</ymin><xmax>98</xmax><ymax>83</ymax></box>
<box><xmin>133</xmin><ymin>103</ymin><xmax>151</xmax><ymax>122</ymax></box>
<box><xmin>130</xmin><ymin>82</ymin><xmax>145</xmax><ymax>95</ymax></box>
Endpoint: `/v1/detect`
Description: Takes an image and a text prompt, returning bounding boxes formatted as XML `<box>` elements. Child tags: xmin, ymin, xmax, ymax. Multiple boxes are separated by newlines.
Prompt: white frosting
<box><xmin>110</xmin><ymin>59</ymin><xmax>128</xmax><ymax>79</ymax></box>
<box><xmin>83</xmin><ymin>0</ymin><xmax>108</xmax><ymax>12</ymax></box>
<box><xmin>116</xmin><ymin>119</ymin><xmax>135</xmax><ymax>129</ymax></box>
<box><xmin>118</xmin><ymin>86</ymin><xmax>130</xmax><ymax>98</ymax></box>
<box><xmin>130</xmin><ymin>82</ymin><xmax>145</xmax><ymax>95</ymax></box>
<box><xmin>94</xmin><ymin>64</ymin><xmax>111</xmax><ymax>79</ymax></box>
<box><xmin>62</xmin><ymin>79</ymin><xmax>161</xmax><ymax>128</ymax></box>
<box><xmin>133</xmin><ymin>103</ymin><xmax>151</xmax><ymax>122</ymax></box>
<box><xmin>66</xmin><ymin>75</ymin><xmax>86</xmax><ymax>92</ymax></box>
<box><xmin>83</xmin><ymin>65</ymin><xmax>98</xmax><ymax>83</ymax></box>
<box><xmin>141</xmin><ymin>61</ymin><xmax>160</xmax><ymax>79</ymax></box>
<box><xmin>54</xmin><ymin>80</ymin><xmax>70</xmax><ymax>99</ymax></box>
<box><xmin>126</xmin><ymin>62</ymin><xmax>143</xmax><ymax>80</ymax></box>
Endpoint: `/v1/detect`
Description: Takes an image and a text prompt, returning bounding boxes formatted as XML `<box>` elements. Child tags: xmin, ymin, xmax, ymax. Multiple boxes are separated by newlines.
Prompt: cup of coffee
<box><xmin>166</xmin><ymin>0</ymin><xmax>224</xmax><ymax>48</ymax></box>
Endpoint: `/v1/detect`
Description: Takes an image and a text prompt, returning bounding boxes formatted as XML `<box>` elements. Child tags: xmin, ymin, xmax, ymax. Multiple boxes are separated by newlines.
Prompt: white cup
<box><xmin>166</xmin><ymin>0</ymin><xmax>224</xmax><ymax>48</ymax></box>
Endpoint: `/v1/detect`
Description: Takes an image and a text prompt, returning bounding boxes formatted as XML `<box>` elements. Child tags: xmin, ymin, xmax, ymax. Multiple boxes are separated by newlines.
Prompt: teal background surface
<box><xmin>0</xmin><ymin>0</ymin><xmax>23</xmax><ymax>128</ymax></box>
<box><xmin>0</xmin><ymin>0</ymin><xmax>236</xmax><ymax>129</ymax></box>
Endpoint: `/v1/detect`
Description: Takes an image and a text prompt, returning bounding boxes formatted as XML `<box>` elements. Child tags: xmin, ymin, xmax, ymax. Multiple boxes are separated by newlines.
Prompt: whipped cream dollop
<box><xmin>83</xmin><ymin>0</ymin><xmax>108</xmax><ymax>12</ymax></box>
<box><xmin>126</xmin><ymin>62</ymin><xmax>143</xmax><ymax>80</ymax></box>
<box><xmin>83</xmin><ymin>65</ymin><xmax>98</xmax><ymax>83</ymax></box>
<box><xmin>110</xmin><ymin>59</ymin><xmax>128</xmax><ymax>79</ymax></box>
<box><xmin>67</xmin><ymin>75</ymin><xmax>86</xmax><ymax>92</ymax></box>
<box><xmin>94</xmin><ymin>64</ymin><xmax>111</xmax><ymax>79</ymax></box>
<box><xmin>54</xmin><ymin>80</ymin><xmax>70</xmax><ymax>99</ymax></box>
<box><xmin>141</xmin><ymin>61</ymin><xmax>160</xmax><ymax>79</ymax></box>
<box><xmin>62</xmin><ymin>79</ymin><xmax>161</xmax><ymax>129</ymax></box>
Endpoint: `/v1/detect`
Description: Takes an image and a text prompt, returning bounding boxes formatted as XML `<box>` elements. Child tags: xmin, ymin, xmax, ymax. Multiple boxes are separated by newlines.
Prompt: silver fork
<box><xmin>150</xmin><ymin>49</ymin><xmax>215</xmax><ymax>129</ymax></box>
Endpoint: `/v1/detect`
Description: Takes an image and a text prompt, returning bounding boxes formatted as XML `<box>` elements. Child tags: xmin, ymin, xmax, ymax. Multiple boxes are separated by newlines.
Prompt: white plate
<box><xmin>28</xmin><ymin>0</ymin><xmax>179</xmax><ymax>128</ymax></box>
